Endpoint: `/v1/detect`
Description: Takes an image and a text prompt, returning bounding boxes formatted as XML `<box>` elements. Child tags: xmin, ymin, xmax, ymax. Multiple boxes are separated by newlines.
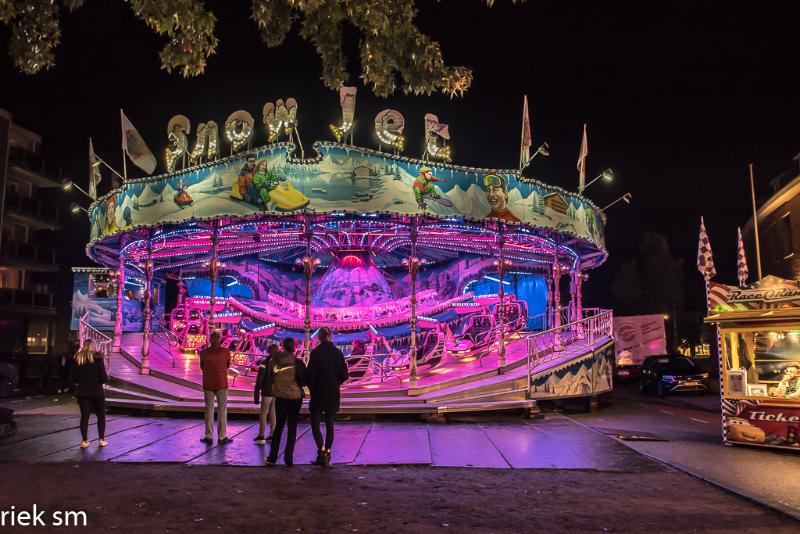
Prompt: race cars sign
<box><xmin>723</xmin><ymin>399</ymin><xmax>800</xmax><ymax>450</ymax></box>
<box><xmin>708</xmin><ymin>275</ymin><xmax>800</xmax><ymax>312</ymax></box>
<box><xmin>87</xmin><ymin>142</ymin><xmax>606</xmax><ymax>250</ymax></box>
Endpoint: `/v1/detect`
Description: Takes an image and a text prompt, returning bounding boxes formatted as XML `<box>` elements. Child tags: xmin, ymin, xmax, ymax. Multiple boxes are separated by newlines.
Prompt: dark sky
<box><xmin>1</xmin><ymin>1</ymin><xmax>798</xmax><ymax>311</ymax></box>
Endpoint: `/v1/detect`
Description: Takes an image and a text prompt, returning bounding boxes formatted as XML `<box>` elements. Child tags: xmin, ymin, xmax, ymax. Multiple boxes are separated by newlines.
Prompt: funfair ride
<box><xmin>74</xmin><ymin>101</ymin><xmax>615</xmax><ymax>415</ymax></box>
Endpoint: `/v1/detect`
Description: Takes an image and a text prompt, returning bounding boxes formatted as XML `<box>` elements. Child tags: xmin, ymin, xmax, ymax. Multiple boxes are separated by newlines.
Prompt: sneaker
<box><xmin>253</xmin><ymin>435</ymin><xmax>265</xmax><ymax>442</ymax></box>
<box><xmin>323</xmin><ymin>450</ymin><xmax>331</xmax><ymax>468</ymax></box>
<box><xmin>284</xmin><ymin>457</ymin><xmax>294</xmax><ymax>467</ymax></box>
<box><xmin>200</xmin><ymin>437</ymin><xmax>213</xmax><ymax>444</ymax></box>
<box><xmin>219</xmin><ymin>437</ymin><xmax>234</xmax><ymax>445</ymax></box>
<box><xmin>266</xmin><ymin>435</ymin><xmax>273</xmax><ymax>442</ymax></box>
<box><xmin>80</xmin><ymin>441</ymin><xmax>90</xmax><ymax>449</ymax></box>
<box><xmin>99</xmin><ymin>439</ymin><xmax>109</xmax><ymax>447</ymax></box>
<box><xmin>265</xmin><ymin>457</ymin><xmax>276</xmax><ymax>466</ymax></box>
<box><xmin>254</xmin><ymin>436</ymin><xmax>267</xmax><ymax>445</ymax></box>
<box><xmin>310</xmin><ymin>451</ymin><xmax>325</xmax><ymax>466</ymax></box>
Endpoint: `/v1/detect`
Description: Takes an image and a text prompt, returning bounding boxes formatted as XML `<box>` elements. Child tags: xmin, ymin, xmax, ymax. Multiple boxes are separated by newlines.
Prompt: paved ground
<box><xmin>573</xmin><ymin>385</ymin><xmax>800</xmax><ymax>520</ymax></box>
<box><xmin>2</xmin><ymin>393</ymin><xmax>799</xmax><ymax>532</ymax></box>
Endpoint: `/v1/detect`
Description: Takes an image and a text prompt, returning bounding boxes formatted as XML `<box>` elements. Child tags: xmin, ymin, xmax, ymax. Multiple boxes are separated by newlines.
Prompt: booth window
<box><xmin>723</xmin><ymin>329</ymin><xmax>800</xmax><ymax>398</ymax></box>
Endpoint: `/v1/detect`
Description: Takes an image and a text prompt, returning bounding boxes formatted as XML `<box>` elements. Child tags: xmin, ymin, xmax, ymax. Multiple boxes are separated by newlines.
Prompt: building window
<box><xmin>26</xmin><ymin>320</ymin><xmax>49</xmax><ymax>355</ymax></box>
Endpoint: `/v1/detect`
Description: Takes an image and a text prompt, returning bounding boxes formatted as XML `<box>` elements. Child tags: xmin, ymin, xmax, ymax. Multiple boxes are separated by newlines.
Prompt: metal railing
<box><xmin>79</xmin><ymin>313</ymin><xmax>113</xmax><ymax>369</ymax></box>
<box><xmin>525</xmin><ymin>309</ymin><xmax>613</xmax><ymax>393</ymax></box>
<box><xmin>151</xmin><ymin>321</ymin><xmax>179</xmax><ymax>367</ymax></box>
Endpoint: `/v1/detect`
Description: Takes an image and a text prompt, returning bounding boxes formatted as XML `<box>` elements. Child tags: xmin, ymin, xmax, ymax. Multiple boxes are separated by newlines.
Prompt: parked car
<box><xmin>615</xmin><ymin>350</ymin><xmax>641</xmax><ymax>381</ymax></box>
<box><xmin>639</xmin><ymin>355</ymin><xmax>709</xmax><ymax>397</ymax></box>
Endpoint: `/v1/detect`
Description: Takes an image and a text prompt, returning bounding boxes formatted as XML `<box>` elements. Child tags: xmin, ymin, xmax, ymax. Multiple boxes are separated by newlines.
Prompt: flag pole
<box><xmin>120</xmin><ymin>109</ymin><xmax>128</xmax><ymax>182</ymax></box>
<box><xmin>749</xmin><ymin>163</ymin><xmax>762</xmax><ymax>280</ymax></box>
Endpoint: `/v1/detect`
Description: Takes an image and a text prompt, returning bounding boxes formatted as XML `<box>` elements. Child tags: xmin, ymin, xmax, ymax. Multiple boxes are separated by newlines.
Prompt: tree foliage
<box><xmin>612</xmin><ymin>232</ymin><xmax>684</xmax><ymax>317</ymax></box>
<box><xmin>0</xmin><ymin>0</ymin><xmax>523</xmax><ymax>97</ymax></box>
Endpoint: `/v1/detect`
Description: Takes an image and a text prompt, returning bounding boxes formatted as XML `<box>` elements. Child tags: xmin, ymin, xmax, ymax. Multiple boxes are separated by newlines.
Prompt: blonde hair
<box><xmin>75</xmin><ymin>340</ymin><xmax>97</xmax><ymax>366</ymax></box>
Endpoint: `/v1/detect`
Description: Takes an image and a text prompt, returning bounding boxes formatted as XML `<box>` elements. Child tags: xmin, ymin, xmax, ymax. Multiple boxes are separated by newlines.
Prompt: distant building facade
<box><xmin>743</xmin><ymin>154</ymin><xmax>800</xmax><ymax>281</ymax></box>
<box><xmin>0</xmin><ymin>109</ymin><xmax>65</xmax><ymax>356</ymax></box>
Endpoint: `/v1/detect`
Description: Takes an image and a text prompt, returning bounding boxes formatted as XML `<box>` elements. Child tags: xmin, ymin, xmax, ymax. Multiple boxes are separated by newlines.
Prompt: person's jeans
<box><xmin>311</xmin><ymin>410</ymin><xmax>336</xmax><ymax>452</ymax></box>
<box><xmin>268</xmin><ymin>398</ymin><xmax>302</xmax><ymax>463</ymax></box>
<box><xmin>77</xmin><ymin>396</ymin><xmax>106</xmax><ymax>441</ymax></box>
<box><xmin>204</xmin><ymin>389</ymin><xmax>228</xmax><ymax>440</ymax></box>
<box><xmin>258</xmin><ymin>396</ymin><xmax>276</xmax><ymax>437</ymax></box>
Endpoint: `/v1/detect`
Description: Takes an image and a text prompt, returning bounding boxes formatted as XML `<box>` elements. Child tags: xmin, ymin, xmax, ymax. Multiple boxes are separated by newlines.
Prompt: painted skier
<box><xmin>231</xmin><ymin>153</ymin><xmax>258</xmax><ymax>203</ymax></box>
<box><xmin>252</xmin><ymin>159</ymin><xmax>281</xmax><ymax>210</ymax></box>
<box><xmin>413</xmin><ymin>167</ymin><xmax>452</xmax><ymax>210</ymax></box>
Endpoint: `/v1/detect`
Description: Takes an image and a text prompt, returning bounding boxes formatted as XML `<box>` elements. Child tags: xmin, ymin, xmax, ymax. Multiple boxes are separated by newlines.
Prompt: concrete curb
<box><xmin>566</xmin><ymin>415</ymin><xmax>800</xmax><ymax>523</ymax></box>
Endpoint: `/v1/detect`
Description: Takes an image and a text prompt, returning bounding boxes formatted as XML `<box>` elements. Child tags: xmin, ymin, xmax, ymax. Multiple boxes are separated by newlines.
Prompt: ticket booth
<box><xmin>706</xmin><ymin>276</ymin><xmax>800</xmax><ymax>451</ymax></box>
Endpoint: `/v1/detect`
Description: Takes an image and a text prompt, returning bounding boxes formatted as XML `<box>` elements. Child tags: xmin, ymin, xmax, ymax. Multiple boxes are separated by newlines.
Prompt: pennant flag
<box><xmin>121</xmin><ymin>109</ymin><xmax>156</xmax><ymax>175</ymax></box>
<box><xmin>697</xmin><ymin>216</ymin><xmax>717</xmax><ymax>281</ymax></box>
<box><xmin>520</xmin><ymin>95</ymin><xmax>531</xmax><ymax>169</ymax></box>
<box><xmin>88</xmin><ymin>138</ymin><xmax>102</xmax><ymax>200</ymax></box>
<box><xmin>577</xmin><ymin>123</ymin><xmax>588</xmax><ymax>190</ymax></box>
<box><xmin>737</xmin><ymin>227</ymin><xmax>749</xmax><ymax>286</ymax></box>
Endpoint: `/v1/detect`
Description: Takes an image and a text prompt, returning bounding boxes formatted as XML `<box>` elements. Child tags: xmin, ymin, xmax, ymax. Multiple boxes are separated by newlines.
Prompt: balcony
<box><xmin>3</xmin><ymin>191</ymin><xmax>61</xmax><ymax>230</ymax></box>
<box><xmin>0</xmin><ymin>288</ymin><xmax>56</xmax><ymax>315</ymax></box>
<box><xmin>7</xmin><ymin>146</ymin><xmax>63</xmax><ymax>188</ymax></box>
<box><xmin>0</xmin><ymin>239</ymin><xmax>59</xmax><ymax>272</ymax></box>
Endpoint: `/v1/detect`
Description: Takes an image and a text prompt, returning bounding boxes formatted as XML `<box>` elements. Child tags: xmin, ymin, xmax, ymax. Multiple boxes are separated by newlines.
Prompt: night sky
<box><xmin>1</xmin><ymin>1</ymin><xmax>798</xmax><ymax>312</ymax></box>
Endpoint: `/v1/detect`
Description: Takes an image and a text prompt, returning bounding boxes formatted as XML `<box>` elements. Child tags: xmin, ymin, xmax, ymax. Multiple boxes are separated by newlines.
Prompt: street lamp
<box><xmin>62</xmin><ymin>179</ymin><xmax>94</xmax><ymax>201</ymax></box>
<box><xmin>601</xmin><ymin>192</ymin><xmax>632</xmax><ymax>212</ymax></box>
<box><xmin>70</xmin><ymin>203</ymin><xmax>88</xmax><ymax>214</ymax></box>
<box><xmin>579</xmin><ymin>168</ymin><xmax>614</xmax><ymax>195</ymax></box>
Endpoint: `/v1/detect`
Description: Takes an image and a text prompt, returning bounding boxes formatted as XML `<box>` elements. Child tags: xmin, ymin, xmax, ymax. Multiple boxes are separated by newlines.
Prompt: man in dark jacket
<box><xmin>305</xmin><ymin>327</ymin><xmax>348</xmax><ymax>467</ymax></box>
<box><xmin>199</xmin><ymin>331</ymin><xmax>232</xmax><ymax>445</ymax></box>
<box><xmin>253</xmin><ymin>344</ymin><xmax>279</xmax><ymax>444</ymax></box>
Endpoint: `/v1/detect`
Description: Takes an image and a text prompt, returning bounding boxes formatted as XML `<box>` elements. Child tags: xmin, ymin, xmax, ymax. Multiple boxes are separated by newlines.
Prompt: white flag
<box><xmin>121</xmin><ymin>109</ymin><xmax>156</xmax><ymax>175</ymax></box>
<box><xmin>577</xmin><ymin>123</ymin><xmax>588</xmax><ymax>191</ymax></box>
<box><xmin>520</xmin><ymin>95</ymin><xmax>531</xmax><ymax>169</ymax></box>
<box><xmin>88</xmin><ymin>138</ymin><xmax>102</xmax><ymax>200</ymax></box>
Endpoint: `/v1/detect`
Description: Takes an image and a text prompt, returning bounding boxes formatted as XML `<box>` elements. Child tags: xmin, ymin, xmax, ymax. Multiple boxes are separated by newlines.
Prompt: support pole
<box><xmin>112</xmin><ymin>255</ymin><xmax>125</xmax><ymax>351</ymax></box>
<box><xmin>749</xmin><ymin>163</ymin><xmax>763</xmax><ymax>280</ymax></box>
<box><xmin>409</xmin><ymin>221</ymin><xmax>419</xmax><ymax>389</ymax></box>
<box><xmin>303</xmin><ymin>215</ymin><xmax>313</xmax><ymax>363</ymax></box>
<box><xmin>552</xmin><ymin>246</ymin><xmax>563</xmax><ymax>351</ymax></box>
<box><xmin>496</xmin><ymin>228</ymin><xmax>508</xmax><ymax>368</ymax></box>
<box><xmin>140</xmin><ymin>241</ymin><xmax>153</xmax><ymax>374</ymax></box>
<box><xmin>209</xmin><ymin>222</ymin><xmax>219</xmax><ymax>332</ymax></box>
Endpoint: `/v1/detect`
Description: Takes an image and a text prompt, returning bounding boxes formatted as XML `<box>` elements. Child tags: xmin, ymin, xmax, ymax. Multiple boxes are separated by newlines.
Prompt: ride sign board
<box><xmin>613</xmin><ymin>314</ymin><xmax>667</xmax><ymax>366</ymax></box>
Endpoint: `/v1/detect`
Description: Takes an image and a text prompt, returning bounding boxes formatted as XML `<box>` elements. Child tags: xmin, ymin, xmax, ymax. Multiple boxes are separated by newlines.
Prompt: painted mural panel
<box><xmin>88</xmin><ymin>143</ymin><xmax>606</xmax><ymax>248</ymax></box>
<box><xmin>529</xmin><ymin>342</ymin><xmax>614</xmax><ymax>398</ymax></box>
<box><xmin>70</xmin><ymin>272</ymin><xmax>165</xmax><ymax>332</ymax></box>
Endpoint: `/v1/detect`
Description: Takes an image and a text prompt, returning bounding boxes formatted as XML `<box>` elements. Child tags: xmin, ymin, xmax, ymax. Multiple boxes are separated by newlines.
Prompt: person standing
<box><xmin>265</xmin><ymin>338</ymin><xmax>306</xmax><ymax>466</ymax></box>
<box><xmin>199</xmin><ymin>331</ymin><xmax>233</xmax><ymax>445</ymax></box>
<box><xmin>253</xmin><ymin>344</ymin><xmax>279</xmax><ymax>444</ymax></box>
<box><xmin>67</xmin><ymin>340</ymin><xmax>108</xmax><ymax>448</ymax></box>
<box><xmin>305</xmin><ymin>327</ymin><xmax>348</xmax><ymax>467</ymax></box>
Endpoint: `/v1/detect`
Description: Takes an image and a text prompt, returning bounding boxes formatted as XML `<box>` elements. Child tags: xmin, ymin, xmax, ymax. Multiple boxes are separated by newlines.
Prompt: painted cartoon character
<box><xmin>102</xmin><ymin>195</ymin><xmax>119</xmax><ymax>234</ymax></box>
<box><xmin>231</xmin><ymin>153</ymin><xmax>258</xmax><ymax>203</ymax></box>
<box><xmin>726</xmin><ymin>417</ymin><xmax>766</xmax><ymax>444</ymax></box>
<box><xmin>252</xmin><ymin>160</ymin><xmax>281</xmax><ymax>210</ymax></box>
<box><xmin>483</xmin><ymin>174</ymin><xmax>521</xmax><ymax>223</ymax></box>
<box><xmin>413</xmin><ymin>167</ymin><xmax>450</xmax><ymax>210</ymax></box>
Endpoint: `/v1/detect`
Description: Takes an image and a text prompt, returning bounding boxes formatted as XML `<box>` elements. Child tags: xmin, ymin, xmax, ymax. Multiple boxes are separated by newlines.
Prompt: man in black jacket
<box><xmin>305</xmin><ymin>327</ymin><xmax>348</xmax><ymax>467</ymax></box>
<box><xmin>253</xmin><ymin>344</ymin><xmax>279</xmax><ymax>444</ymax></box>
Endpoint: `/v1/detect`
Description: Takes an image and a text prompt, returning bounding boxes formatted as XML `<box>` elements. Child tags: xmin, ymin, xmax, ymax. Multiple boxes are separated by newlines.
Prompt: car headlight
<box><xmin>700</xmin><ymin>373</ymin><xmax>709</xmax><ymax>380</ymax></box>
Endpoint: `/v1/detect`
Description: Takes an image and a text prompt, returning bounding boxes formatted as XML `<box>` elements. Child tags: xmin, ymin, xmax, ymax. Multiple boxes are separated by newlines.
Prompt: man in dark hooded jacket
<box><xmin>305</xmin><ymin>327</ymin><xmax>348</xmax><ymax>467</ymax></box>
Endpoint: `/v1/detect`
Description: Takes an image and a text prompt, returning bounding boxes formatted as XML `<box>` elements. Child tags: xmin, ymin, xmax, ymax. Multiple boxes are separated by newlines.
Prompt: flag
<box><xmin>88</xmin><ymin>138</ymin><xmax>102</xmax><ymax>200</ymax></box>
<box><xmin>737</xmin><ymin>226</ymin><xmax>749</xmax><ymax>286</ymax></box>
<box><xmin>121</xmin><ymin>109</ymin><xmax>156</xmax><ymax>175</ymax></box>
<box><xmin>520</xmin><ymin>95</ymin><xmax>531</xmax><ymax>169</ymax></box>
<box><xmin>697</xmin><ymin>216</ymin><xmax>717</xmax><ymax>281</ymax></box>
<box><xmin>577</xmin><ymin>123</ymin><xmax>588</xmax><ymax>191</ymax></box>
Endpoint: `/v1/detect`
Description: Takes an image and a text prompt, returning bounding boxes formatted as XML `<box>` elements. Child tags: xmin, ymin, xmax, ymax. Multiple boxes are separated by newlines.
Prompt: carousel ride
<box><xmin>74</xmin><ymin>99</ymin><xmax>615</xmax><ymax>415</ymax></box>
